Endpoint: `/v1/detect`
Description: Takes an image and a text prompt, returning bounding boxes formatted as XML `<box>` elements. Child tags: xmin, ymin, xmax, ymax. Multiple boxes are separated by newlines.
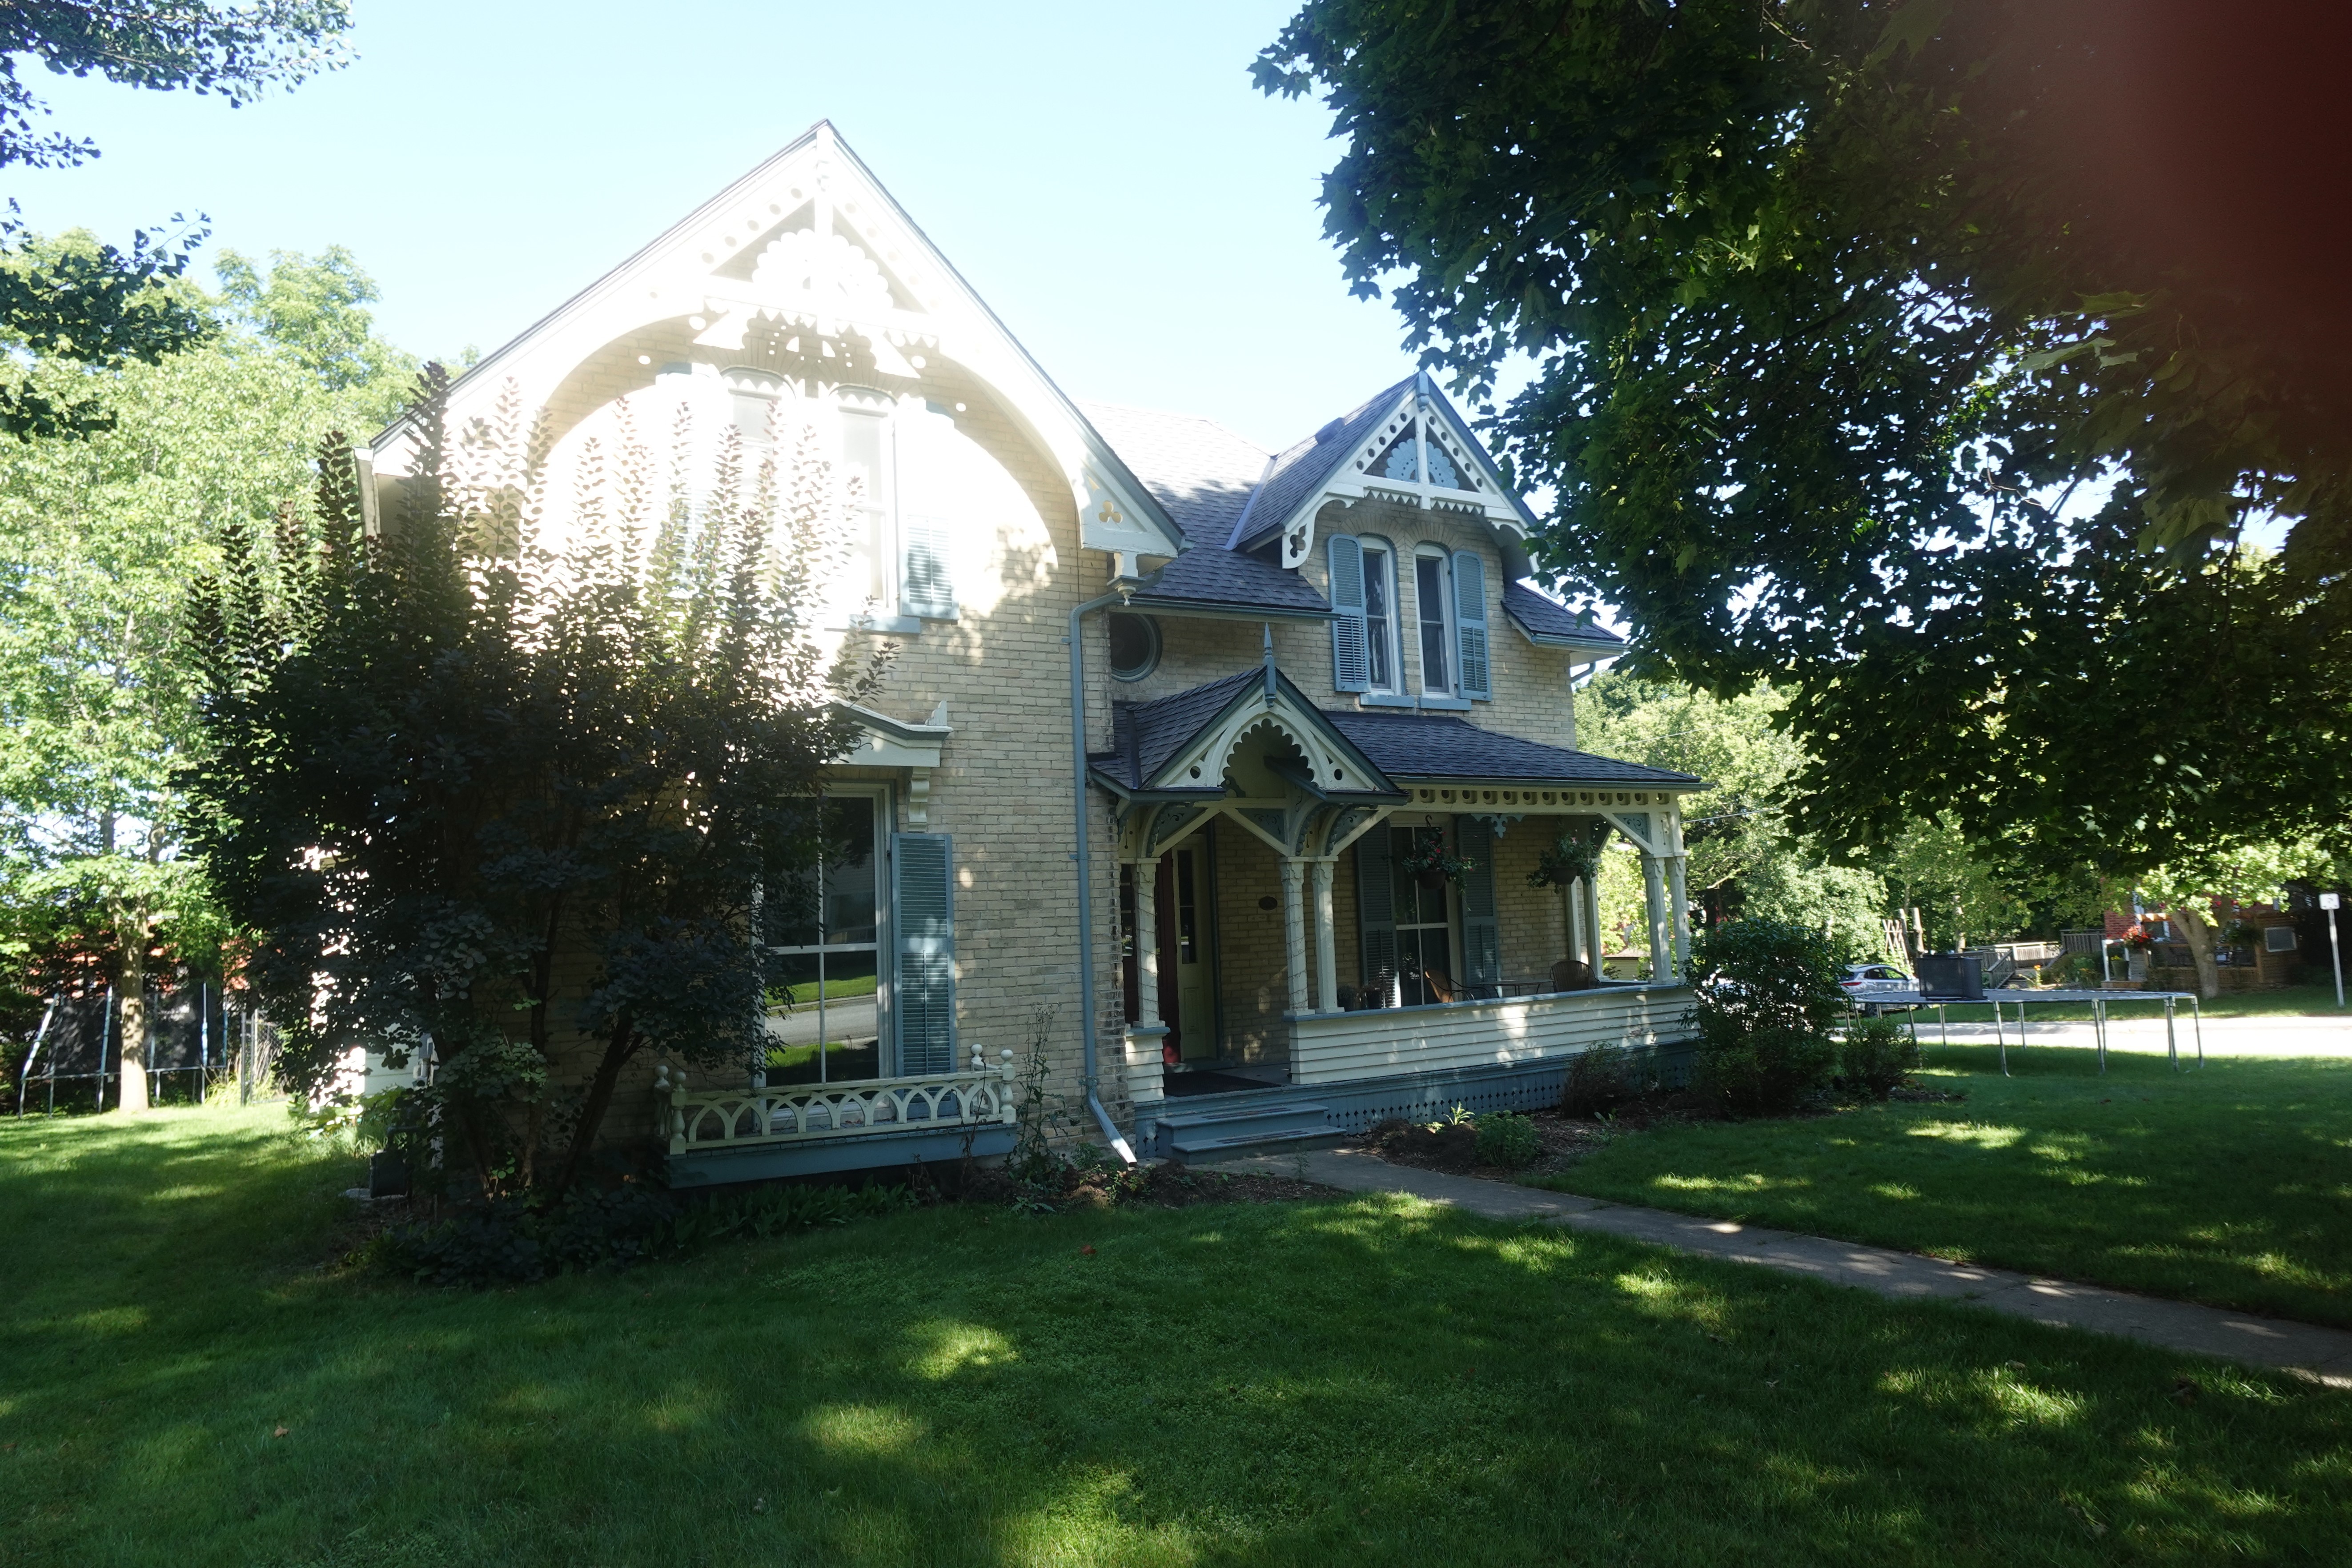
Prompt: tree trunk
<box><xmin>553</xmin><ymin>1015</ymin><xmax>637</xmax><ymax>1196</ymax></box>
<box><xmin>2172</xmin><ymin>904</ymin><xmax>2222</xmax><ymax>999</ymax></box>
<box><xmin>115</xmin><ymin>952</ymin><xmax>150</xmax><ymax>1115</ymax></box>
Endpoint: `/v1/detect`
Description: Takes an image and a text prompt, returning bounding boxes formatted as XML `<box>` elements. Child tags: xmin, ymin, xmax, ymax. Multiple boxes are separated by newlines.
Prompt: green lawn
<box><xmin>768</xmin><ymin>972</ymin><xmax>881</xmax><ymax>1007</ymax></box>
<box><xmin>2</xmin><ymin>1105</ymin><xmax>2347</xmax><ymax>1566</ymax></box>
<box><xmin>1534</xmin><ymin>1045</ymin><xmax>2352</xmax><ymax>1327</ymax></box>
<box><xmin>1919</xmin><ymin>981</ymin><xmax>2347</xmax><ymax>1023</ymax></box>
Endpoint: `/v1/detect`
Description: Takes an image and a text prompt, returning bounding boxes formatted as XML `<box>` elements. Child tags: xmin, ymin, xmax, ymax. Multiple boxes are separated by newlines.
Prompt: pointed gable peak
<box><xmin>371</xmin><ymin>120</ymin><xmax>1180</xmax><ymax>560</ymax></box>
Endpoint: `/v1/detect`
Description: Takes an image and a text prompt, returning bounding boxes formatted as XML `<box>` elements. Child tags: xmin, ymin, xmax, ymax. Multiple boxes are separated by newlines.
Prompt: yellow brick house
<box><xmin>364</xmin><ymin>124</ymin><xmax>1703</xmax><ymax>1185</ymax></box>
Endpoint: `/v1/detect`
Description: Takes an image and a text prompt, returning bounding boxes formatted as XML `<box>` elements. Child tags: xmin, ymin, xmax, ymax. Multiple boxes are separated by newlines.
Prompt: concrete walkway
<box><xmin>1202</xmin><ymin>1147</ymin><xmax>2352</xmax><ymax>1388</ymax></box>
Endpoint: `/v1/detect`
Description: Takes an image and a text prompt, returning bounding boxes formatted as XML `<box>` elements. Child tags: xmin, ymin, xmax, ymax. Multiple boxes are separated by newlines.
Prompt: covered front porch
<box><xmin>1093</xmin><ymin>665</ymin><xmax>1706</xmax><ymax>1150</ymax></box>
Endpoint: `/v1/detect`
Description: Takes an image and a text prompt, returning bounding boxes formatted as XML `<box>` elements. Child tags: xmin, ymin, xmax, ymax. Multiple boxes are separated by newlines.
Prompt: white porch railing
<box><xmin>654</xmin><ymin>1049</ymin><xmax>1016</xmax><ymax>1155</ymax></box>
<box><xmin>1288</xmin><ymin>982</ymin><xmax>1694</xmax><ymax>1086</ymax></box>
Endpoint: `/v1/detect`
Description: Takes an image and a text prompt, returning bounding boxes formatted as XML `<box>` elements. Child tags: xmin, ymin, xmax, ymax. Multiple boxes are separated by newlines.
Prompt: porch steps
<box><xmin>1158</xmin><ymin>1097</ymin><xmax>1338</xmax><ymax>1160</ymax></box>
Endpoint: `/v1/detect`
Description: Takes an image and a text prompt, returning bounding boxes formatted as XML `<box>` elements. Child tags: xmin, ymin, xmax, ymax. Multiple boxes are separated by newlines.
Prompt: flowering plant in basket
<box><xmin>1400</xmin><ymin>835</ymin><xmax>1474</xmax><ymax>888</ymax></box>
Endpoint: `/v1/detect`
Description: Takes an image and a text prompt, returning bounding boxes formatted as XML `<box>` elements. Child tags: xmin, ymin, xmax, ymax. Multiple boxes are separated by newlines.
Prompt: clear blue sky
<box><xmin>7</xmin><ymin>0</ymin><xmax>1424</xmax><ymax>453</ymax></box>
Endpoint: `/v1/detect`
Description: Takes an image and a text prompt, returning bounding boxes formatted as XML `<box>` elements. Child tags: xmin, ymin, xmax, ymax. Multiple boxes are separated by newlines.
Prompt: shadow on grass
<box><xmin>1535</xmin><ymin>1046</ymin><xmax>2352</xmax><ymax>1327</ymax></box>
<box><xmin>2</xmin><ymin>1104</ymin><xmax>2348</xmax><ymax>1566</ymax></box>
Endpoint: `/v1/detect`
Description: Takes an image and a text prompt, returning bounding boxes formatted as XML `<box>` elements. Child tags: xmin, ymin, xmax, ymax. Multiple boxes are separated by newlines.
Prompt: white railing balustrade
<box><xmin>654</xmin><ymin>1048</ymin><xmax>1017</xmax><ymax>1154</ymax></box>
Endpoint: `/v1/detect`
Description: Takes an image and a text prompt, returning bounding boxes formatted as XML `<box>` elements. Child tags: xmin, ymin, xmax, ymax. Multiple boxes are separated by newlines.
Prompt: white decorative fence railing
<box><xmin>655</xmin><ymin>1049</ymin><xmax>1017</xmax><ymax>1154</ymax></box>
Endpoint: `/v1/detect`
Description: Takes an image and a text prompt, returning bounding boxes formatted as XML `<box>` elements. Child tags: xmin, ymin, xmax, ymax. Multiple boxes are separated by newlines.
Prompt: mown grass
<box><xmin>1535</xmin><ymin>1045</ymin><xmax>2352</xmax><ymax>1327</ymax></box>
<box><xmin>2</xmin><ymin>1103</ymin><xmax>2347</xmax><ymax>1566</ymax></box>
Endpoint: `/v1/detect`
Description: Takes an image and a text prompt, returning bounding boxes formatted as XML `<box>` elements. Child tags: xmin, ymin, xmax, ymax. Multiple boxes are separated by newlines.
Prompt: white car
<box><xmin>1841</xmin><ymin>963</ymin><xmax>1915</xmax><ymax>1015</ymax></box>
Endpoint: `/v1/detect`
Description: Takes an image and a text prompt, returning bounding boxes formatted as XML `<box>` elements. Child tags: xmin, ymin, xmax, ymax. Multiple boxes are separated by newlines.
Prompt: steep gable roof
<box><xmin>1082</xmin><ymin>401</ymin><xmax>1330</xmax><ymax>621</ymax></box>
<box><xmin>1230</xmin><ymin>372</ymin><xmax>1538</xmax><ymax>569</ymax></box>
<box><xmin>1079</xmin><ymin>402</ymin><xmax>1267</xmax><ymax>547</ymax></box>
<box><xmin>370</xmin><ymin>121</ymin><xmax>1180</xmax><ymax>562</ymax></box>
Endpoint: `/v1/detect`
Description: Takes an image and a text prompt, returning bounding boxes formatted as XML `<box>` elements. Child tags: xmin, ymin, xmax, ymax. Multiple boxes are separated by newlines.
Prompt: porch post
<box><xmin>1309</xmin><ymin>858</ymin><xmax>1337</xmax><ymax>1013</ymax></box>
<box><xmin>1642</xmin><ymin>852</ymin><xmax>1673</xmax><ymax>981</ymax></box>
<box><xmin>1669</xmin><ymin>854</ymin><xmax>1692</xmax><ymax>978</ymax></box>
<box><xmin>1279</xmin><ymin>858</ymin><xmax>1310</xmax><ymax>1016</ymax></box>
<box><xmin>1589</xmin><ymin>858</ymin><xmax>1607</xmax><ymax>974</ymax></box>
<box><xmin>1567</xmin><ymin>879</ymin><xmax>1588</xmax><ymax>970</ymax></box>
<box><xmin>1132</xmin><ymin>856</ymin><xmax>1160</xmax><ymax>1030</ymax></box>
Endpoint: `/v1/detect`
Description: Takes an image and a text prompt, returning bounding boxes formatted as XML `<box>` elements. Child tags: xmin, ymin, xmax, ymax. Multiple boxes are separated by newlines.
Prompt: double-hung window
<box><xmin>1362</xmin><ymin>541</ymin><xmax>1398</xmax><ymax>694</ymax></box>
<box><xmin>763</xmin><ymin>792</ymin><xmax>885</xmax><ymax>1085</ymax></box>
<box><xmin>1415</xmin><ymin>550</ymin><xmax>1453</xmax><ymax>697</ymax></box>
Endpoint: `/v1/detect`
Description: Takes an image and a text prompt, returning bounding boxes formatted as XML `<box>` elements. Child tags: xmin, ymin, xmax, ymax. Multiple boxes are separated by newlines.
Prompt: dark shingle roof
<box><xmin>1092</xmin><ymin>670</ymin><xmax>1262</xmax><ymax>790</ymax></box>
<box><xmin>1089</xmin><ymin>669</ymin><xmax>1697</xmax><ymax>795</ymax></box>
<box><xmin>1324</xmin><ymin>710</ymin><xmax>1700</xmax><ymax>787</ymax></box>
<box><xmin>1079</xmin><ymin>401</ymin><xmax>1330</xmax><ymax>618</ymax></box>
<box><xmin>1079</xmin><ymin>402</ymin><xmax>1270</xmax><ymax>547</ymax></box>
<box><xmin>1502</xmin><ymin>581</ymin><xmax>1626</xmax><ymax>648</ymax></box>
<box><xmin>1128</xmin><ymin>546</ymin><xmax>1330</xmax><ymax>617</ymax></box>
<box><xmin>1229</xmin><ymin>377</ymin><xmax>1412</xmax><ymax>554</ymax></box>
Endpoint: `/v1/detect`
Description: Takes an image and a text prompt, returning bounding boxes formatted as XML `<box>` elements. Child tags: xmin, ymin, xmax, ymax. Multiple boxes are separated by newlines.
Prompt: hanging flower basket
<box><xmin>1528</xmin><ymin>828</ymin><xmax>1603</xmax><ymax>890</ymax></box>
<box><xmin>1400</xmin><ymin>837</ymin><xmax>1474</xmax><ymax>888</ymax></box>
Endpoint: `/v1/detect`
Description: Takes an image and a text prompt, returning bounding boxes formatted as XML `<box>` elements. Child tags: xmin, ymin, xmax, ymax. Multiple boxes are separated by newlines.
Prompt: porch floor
<box><xmin>1161</xmin><ymin>1069</ymin><xmax>1287</xmax><ymax>1099</ymax></box>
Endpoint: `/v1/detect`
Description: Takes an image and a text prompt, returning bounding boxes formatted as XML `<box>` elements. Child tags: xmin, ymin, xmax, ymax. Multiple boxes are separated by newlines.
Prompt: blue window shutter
<box><xmin>1355</xmin><ymin>825</ymin><xmax>1397</xmax><ymax>1005</ymax></box>
<box><xmin>1452</xmin><ymin>549</ymin><xmax>1490</xmax><ymax>700</ymax></box>
<box><xmin>891</xmin><ymin>832</ymin><xmax>956</xmax><ymax>1075</ymax></box>
<box><xmin>897</xmin><ymin>405</ymin><xmax>958</xmax><ymax>619</ymax></box>
<box><xmin>1456</xmin><ymin>817</ymin><xmax>1501</xmax><ymax>988</ymax></box>
<box><xmin>1328</xmin><ymin>534</ymin><xmax>1369</xmax><ymax>693</ymax></box>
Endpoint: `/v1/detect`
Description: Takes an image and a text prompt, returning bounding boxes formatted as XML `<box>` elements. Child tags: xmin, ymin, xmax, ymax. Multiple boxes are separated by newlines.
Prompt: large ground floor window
<box><xmin>763</xmin><ymin>791</ymin><xmax>885</xmax><ymax>1083</ymax></box>
<box><xmin>1390</xmin><ymin>825</ymin><xmax>1458</xmax><ymax>1006</ymax></box>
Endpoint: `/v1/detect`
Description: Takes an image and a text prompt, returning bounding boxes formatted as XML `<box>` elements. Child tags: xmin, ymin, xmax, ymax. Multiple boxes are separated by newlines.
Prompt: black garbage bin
<box><xmin>1916</xmin><ymin>952</ymin><xmax>1985</xmax><ymax>1000</ymax></box>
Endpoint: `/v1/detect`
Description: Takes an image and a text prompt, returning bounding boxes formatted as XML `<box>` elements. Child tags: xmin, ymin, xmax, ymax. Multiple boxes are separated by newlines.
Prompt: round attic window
<box><xmin>1108</xmin><ymin>612</ymin><xmax>1160</xmax><ymax>682</ymax></box>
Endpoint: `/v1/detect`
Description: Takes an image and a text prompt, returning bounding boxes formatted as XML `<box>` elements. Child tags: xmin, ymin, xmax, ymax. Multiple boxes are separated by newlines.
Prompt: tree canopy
<box><xmin>187</xmin><ymin>379</ymin><xmax>871</xmax><ymax>1188</ymax></box>
<box><xmin>1257</xmin><ymin>0</ymin><xmax>2352</xmax><ymax>878</ymax></box>
<box><xmin>0</xmin><ymin>0</ymin><xmax>349</xmax><ymax>169</ymax></box>
<box><xmin>0</xmin><ymin>246</ymin><xmax>407</xmax><ymax>1101</ymax></box>
<box><xmin>0</xmin><ymin>1</ymin><xmax>354</xmax><ymax>439</ymax></box>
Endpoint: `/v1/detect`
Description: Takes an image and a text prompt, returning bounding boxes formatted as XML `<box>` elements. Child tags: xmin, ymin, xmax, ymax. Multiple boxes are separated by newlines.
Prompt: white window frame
<box><xmin>1361</xmin><ymin>538</ymin><xmax>1401</xmax><ymax>696</ymax></box>
<box><xmin>764</xmin><ymin>784</ymin><xmax>894</xmax><ymax>1083</ymax></box>
<box><xmin>1413</xmin><ymin>545</ymin><xmax>1456</xmax><ymax>699</ymax></box>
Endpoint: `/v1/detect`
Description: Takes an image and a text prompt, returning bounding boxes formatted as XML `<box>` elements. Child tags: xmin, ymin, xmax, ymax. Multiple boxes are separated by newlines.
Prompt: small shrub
<box><xmin>1697</xmin><ymin>1025</ymin><xmax>1840</xmax><ymax>1117</ymax></box>
<box><xmin>1691</xmin><ymin>919</ymin><xmax>1850</xmax><ymax>1116</ymax></box>
<box><xmin>1836</xmin><ymin>1015</ymin><xmax>1923</xmax><ymax>1100</ymax></box>
<box><xmin>1474</xmin><ymin>1111</ymin><xmax>1541</xmax><ymax>1169</ymax></box>
<box><xmin>1559</xmin><ymin>1042</ymin><xmax>1631</xmax><ymax>1118</ymax></box>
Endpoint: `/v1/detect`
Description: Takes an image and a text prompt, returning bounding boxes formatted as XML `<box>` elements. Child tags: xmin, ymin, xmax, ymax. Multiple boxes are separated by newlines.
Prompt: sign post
<box><xmin>2323</xmin><ymin>892</ymin><xmax>2344</xmax><ymax>1010</ymax></box>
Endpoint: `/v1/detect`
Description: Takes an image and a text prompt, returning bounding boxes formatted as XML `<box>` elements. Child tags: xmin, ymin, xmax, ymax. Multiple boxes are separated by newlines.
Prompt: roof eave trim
<box><xmin>1124</xmin><ymin>594</ymin><xmax>1335</xmax><ymax>624</ymax></box>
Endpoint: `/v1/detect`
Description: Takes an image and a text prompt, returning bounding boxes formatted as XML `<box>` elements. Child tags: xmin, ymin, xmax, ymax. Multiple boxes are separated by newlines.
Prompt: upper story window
<box><xmin>1415</xmin><ymin>550</ymin><xmax>1453</xmax><ymax>696</ymax></box>
<box><xmin>714</xmin><ymin>371</ymin><xmax>959</xmax><ymax>629</ymax></box>
<box><xmin>1362</xmin><ymin>541</ymin><xmax>1398</xmax><ymax>693</ymax></box>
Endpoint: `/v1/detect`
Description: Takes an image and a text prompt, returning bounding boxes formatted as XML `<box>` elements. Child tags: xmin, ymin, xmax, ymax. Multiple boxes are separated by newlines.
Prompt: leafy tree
<box><xmin>0</xmin><ymin>248</ymin><xmax>404</xmax><ymax>1108</ymax></box>
<box><xmin>186</xmin><ymin>377</ymin><xmax>875</xmax><ymax>1193</ymax></box>
<box><xmin>1257</xmin><ymin>0</ymin><xmax>2352</xmax><ymax>877</ymax></box>
<box><xmin>0</xmin><ymin>1</ymin><xmax>353</xmax><ymax>438</ymax></box>
<box><xmin>2134</xmin><ymin>839</ymin><xmax>2348</xmax><ymax>1000</ymax></box>
<box><xmin>215</xmin><ymin>245</ymin><xmax>415</xmax><ymax>413</ymax></box>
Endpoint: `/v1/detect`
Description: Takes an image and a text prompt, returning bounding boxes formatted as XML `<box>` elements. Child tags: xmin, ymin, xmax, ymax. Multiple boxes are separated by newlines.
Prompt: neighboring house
<box><xmin>363</xmin><ymin>124</ymin><xmax>1705</xmax><ymax>1186</ymax></box>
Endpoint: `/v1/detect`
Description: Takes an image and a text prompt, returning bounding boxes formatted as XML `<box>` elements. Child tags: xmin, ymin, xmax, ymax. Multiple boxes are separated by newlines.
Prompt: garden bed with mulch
<box><xmin>1361</xmin><ymin>1077</ymin><xmax>1964</xmax><ymax>1183</ymax></box>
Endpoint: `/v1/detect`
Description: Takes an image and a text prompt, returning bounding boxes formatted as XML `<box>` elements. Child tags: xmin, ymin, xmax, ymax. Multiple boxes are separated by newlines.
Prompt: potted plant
<box><xmin>1527</xmin><ymin>826</ymin><xmax>1605</xmax><ymax>890</ymax></box>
